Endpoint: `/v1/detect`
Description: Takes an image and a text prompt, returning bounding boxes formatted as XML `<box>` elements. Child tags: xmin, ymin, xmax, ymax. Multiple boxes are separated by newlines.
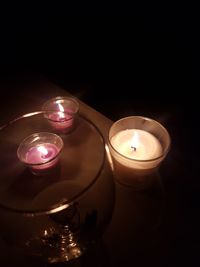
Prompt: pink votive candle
<box><xmin>17</xmin><ymin>132</ymin><xmax>64</xmax><ymax>175</ymax></box>
<box><xmin>43</xmin><ymin>96</ymin><xmax>79</xmax><ymax>133</ymax></box>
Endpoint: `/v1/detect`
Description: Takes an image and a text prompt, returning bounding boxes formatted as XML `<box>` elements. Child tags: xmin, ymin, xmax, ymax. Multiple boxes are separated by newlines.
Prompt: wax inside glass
<box><xmin>111</xmin><ymin>129</ymin><xmax>163</xmax><ymax>161</ymax></box>
<box><xmin>108</xmin><ymin>116</ymin><xmax>171</xmax><ymax>187</ymax></box>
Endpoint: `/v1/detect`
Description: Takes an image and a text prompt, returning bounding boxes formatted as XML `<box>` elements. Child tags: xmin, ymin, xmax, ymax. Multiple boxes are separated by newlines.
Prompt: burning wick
<box><xmin>131</xmin><ymin>146</ymin><xmax>136</xmax><ymax>151</ymax></box>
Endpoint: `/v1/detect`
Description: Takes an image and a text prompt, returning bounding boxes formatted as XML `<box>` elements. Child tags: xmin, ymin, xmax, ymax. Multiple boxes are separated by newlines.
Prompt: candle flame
<box><xmin>131</xmin><ymin>131</ymin><xmax>139</xmax><ymax>150</ymax></box>
<box><xmin>58</xmin><ymin>103</ymin><xmax>64</xmax><ymax>112</ymax></box>
<box><xmin>58</xmin><ymin>103</ymin><xmax>65</xmax><ymax>118</ymax></box>
<box><xmin>37</xmin><ymin>145</ymin><xmax>48</xmax><ymax>155</ymax></box>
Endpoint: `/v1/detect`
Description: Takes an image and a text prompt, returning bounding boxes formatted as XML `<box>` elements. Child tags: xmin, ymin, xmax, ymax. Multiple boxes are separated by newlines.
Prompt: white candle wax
<box><xmin>111</xmin><ymin>129</ymin><xmax>162</xmax><ymax>162</ymax></box>
<box><xmin>109</xmin><ymin>129</ymin><xmax>163</xmax><ymax>186</ymax></box>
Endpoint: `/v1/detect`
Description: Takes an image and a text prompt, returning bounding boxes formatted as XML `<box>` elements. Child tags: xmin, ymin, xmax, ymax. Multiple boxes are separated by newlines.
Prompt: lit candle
<box><xmin>43</xmin><ymin>97</ymin><xmax>79</xmax><ymax>133</ymax></box>
<box><xmin>17</xmin><ymin>132</ymin><xmax>64</xmax><ymax>175</ymax></box>
<box><xmin>25</xmin><ymin>143</ymin><xmax>60</xmax><ymax>171</ymax></box>
<box><xmin>108</xmin><ymin>116</ymin><xmax>170</xmax><ymax>187</ymax></box>
<box><xmin>48</xmin><ymin>102</ymin><xmax>74</xmax><ymax>131</ymax></box>
<box><xmin>111</xmin><ymin>129</ymin><xmax>162</xmax><ymax>162</ymax></box>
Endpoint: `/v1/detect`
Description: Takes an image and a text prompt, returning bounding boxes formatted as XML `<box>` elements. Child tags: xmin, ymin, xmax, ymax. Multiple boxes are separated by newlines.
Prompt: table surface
<box><xmin>0</xmin><ymin>77</ymin><xmax>199</xmax><ymax>267</ymax></box>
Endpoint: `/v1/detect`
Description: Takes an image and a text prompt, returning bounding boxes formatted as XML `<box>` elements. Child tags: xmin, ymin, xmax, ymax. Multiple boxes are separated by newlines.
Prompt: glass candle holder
<box><xmin>42</xmin><ymin>96</ymin><xmax>79</xmax><ymax>134</ymax></box>
<box><xmin>108</xmin><ymin>116</ymin><xmax>171</xmax><ymax>188</ymax></box>
<box><xmin>17</xmin><ymin>132</ymin><xmax>64</xmax><ymax>175</ymax></box>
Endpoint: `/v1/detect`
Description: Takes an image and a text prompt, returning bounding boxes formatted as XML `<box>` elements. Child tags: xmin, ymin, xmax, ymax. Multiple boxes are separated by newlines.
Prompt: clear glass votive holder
<box><xmin>42</xmin><ymin>96</ymin><xmax>79</xmax><ymax>134</ymax></box>
<box><xmin>108</xmin><ymin>116</ymin><xmax>171</xmax><ymax>188</ymax></box>
<box><xmin>17</xmin><ymin>132</ymin><xmax>64</xmax><ymax>175</ymax></box>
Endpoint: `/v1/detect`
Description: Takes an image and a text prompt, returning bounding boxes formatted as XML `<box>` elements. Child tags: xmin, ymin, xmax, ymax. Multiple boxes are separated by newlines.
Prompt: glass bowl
<box><xmin>0</xmin><ymin>111</ymin><xmax>115</xmax><ymax>263</ymax></box>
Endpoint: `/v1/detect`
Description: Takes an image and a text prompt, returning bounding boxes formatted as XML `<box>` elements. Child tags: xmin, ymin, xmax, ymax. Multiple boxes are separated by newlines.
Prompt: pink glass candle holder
<box><xmin>42</xmin><ymin>96</ymin><xmax>79</xmax><ymax>134</ymax></box>
<box><xmin>108</xmin><ymin>116</ymin><xmax>171</xmax><ymax>188</ymax></box>
<box><xmin>17</xmin><ymin>132</ymin><xmax>64</xmax><ymax>175</ymax></box>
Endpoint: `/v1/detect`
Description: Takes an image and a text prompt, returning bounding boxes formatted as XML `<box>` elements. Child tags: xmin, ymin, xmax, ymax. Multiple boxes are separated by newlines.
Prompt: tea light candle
<box><xmin>108</xmin><ymin>116</ymin><xmax>171</xmax><ymax>187</ymax></box>
<box><xmin>17</xmin><ymin>132</ymin><xmax>64</xmax><ymax>175</ymax></box>
<box><xmin>43</xmin><ymin>97</ymin><xmax>79</xmax><ymax>133</ymax></box>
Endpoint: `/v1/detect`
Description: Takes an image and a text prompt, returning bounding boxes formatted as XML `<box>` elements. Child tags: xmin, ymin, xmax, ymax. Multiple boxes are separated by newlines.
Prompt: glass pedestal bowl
<box><xmin>0</xmin><ymin>111</ymin><xmax>115</xmax><ymax>263</ymax></box>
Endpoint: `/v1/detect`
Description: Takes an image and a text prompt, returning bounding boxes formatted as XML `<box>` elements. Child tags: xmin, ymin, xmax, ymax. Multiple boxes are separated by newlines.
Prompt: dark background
<box><xmin>0</xmin><ymin>8</ymin><xmax>198</xmax><ymax>115</ymax></box>
<box><xmin>0</xmin><ymin>6</ymin><xmax>200</xmax><ymax>267</ymax></box>
<box><xmin>0</xmin><ymin>9</ymin><xmax>199</xmax><ymax>159</ymax></box>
